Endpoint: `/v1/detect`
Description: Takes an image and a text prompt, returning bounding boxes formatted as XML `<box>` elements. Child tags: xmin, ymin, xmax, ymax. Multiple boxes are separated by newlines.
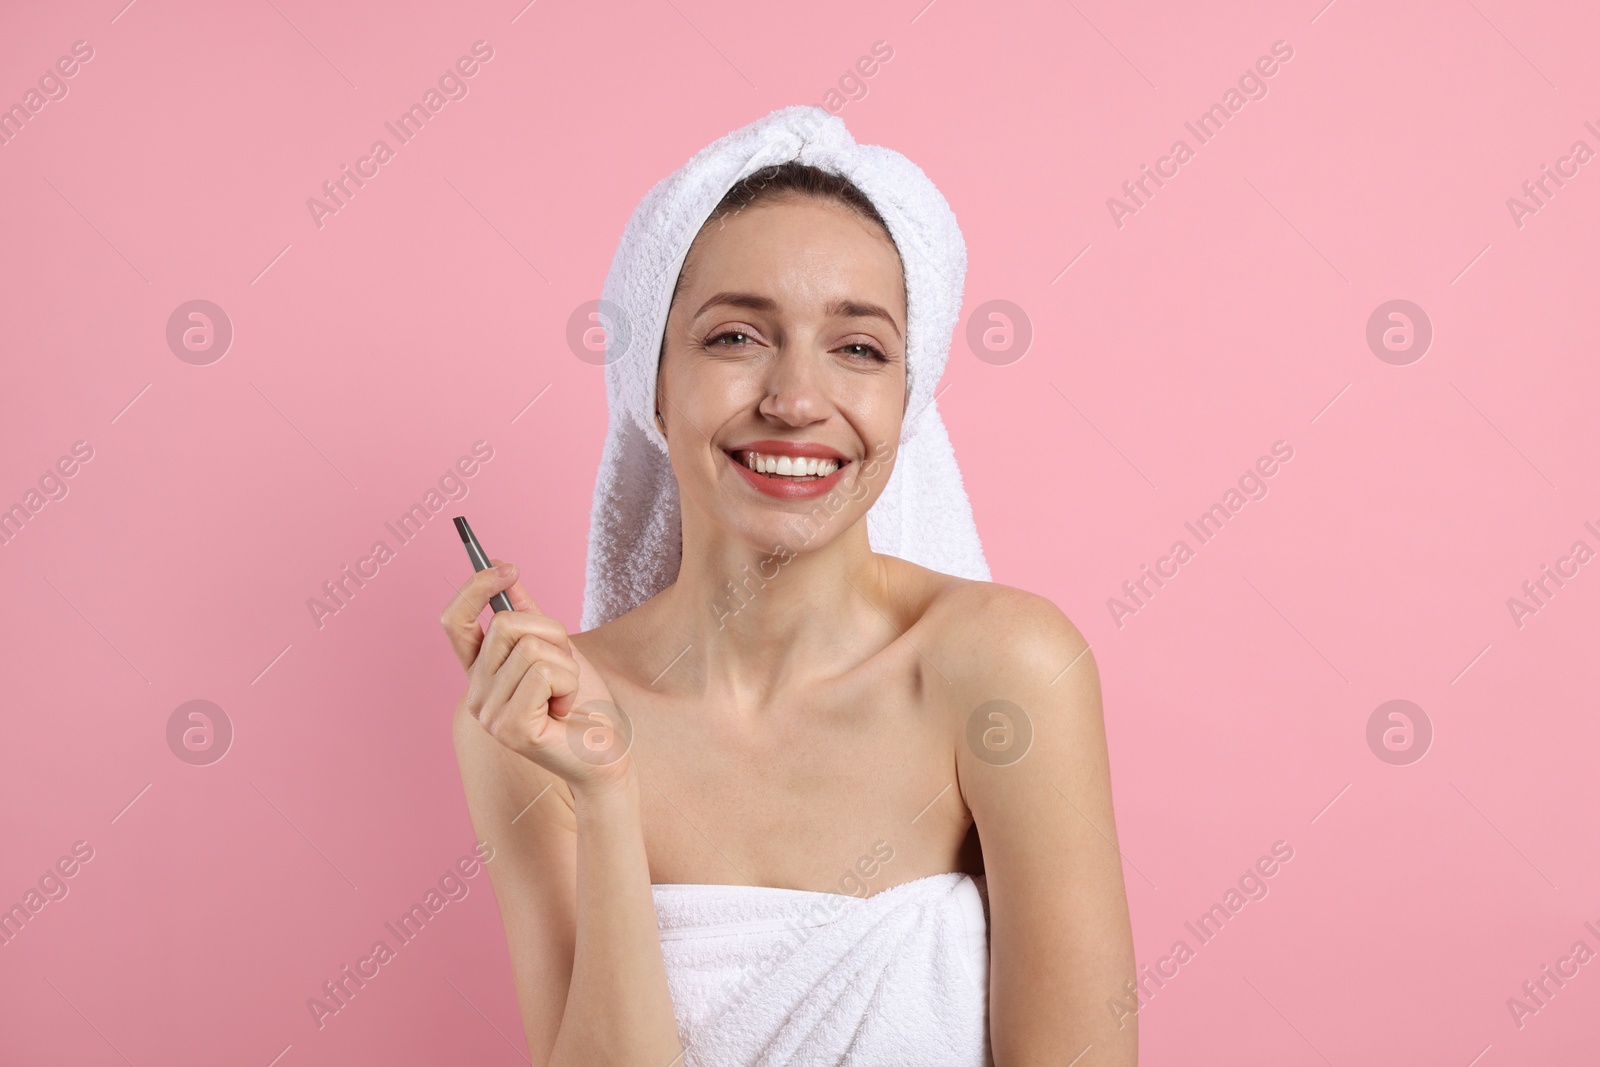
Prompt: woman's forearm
<box><xmin>547</xmin><ymin>770</ymin><xmax>684</xmax><ymax>1067</ymax></box>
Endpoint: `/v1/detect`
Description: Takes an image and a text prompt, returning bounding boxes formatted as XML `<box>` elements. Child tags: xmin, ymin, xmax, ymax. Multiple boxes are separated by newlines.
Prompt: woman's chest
<box><xmin>619</xmin><ymin>674</ymin><xmax>973</xmax><ymax>893</ymax></box>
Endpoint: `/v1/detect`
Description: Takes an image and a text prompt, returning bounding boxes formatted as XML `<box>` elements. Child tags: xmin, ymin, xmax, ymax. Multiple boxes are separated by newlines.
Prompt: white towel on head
<box><xmin>651</xmin><ymin>872</ymin><xmax>993</xmax><ymax>1066</ymax></box>
<box><xmin>581</xmin><ymin>105</ymin><xmax>991</xmax><ymax>631</ymax></box>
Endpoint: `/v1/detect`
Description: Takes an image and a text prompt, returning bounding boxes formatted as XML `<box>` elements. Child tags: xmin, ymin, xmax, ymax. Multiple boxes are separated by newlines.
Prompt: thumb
<box><xmin>549</xmin><ymin>688</ymin><xmax>576</xmax><ymax>719</ymax></box>
<box><xmin>547</xmin><ymin>659</ymin><xmax>581</xmax><ymax>718</ymax></box>
<box><xmin>488</xmin><ymin>558</ymin><xmax>543</xmax><ymax>615</ymax></box>
<box><xmin>551</xmin><ymin>642</ymin><xmax>606</xmax><ymax>719</ymax></box>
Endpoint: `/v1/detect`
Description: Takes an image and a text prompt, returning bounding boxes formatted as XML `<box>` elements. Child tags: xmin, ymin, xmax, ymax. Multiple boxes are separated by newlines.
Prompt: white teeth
<box><xmin>739</xmin><ymin>452</ymin><xmax>840</xmax><ymax>478</ymax></box>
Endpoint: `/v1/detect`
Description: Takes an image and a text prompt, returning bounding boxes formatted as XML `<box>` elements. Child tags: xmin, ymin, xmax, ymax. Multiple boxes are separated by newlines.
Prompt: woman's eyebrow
<box><xmin>693</xmin><ymin>291</ymin><xmax>902</xmax><ymax>340</ymax></box>
<box><xmin>694</xmin><ymin>291</ymin><xmax>777</xmax><ymax>318</ymax></box>
<box><xmin>825</xmin><ymin>299</ymin><xmax>902</xmax><ymax>340</ymax></box>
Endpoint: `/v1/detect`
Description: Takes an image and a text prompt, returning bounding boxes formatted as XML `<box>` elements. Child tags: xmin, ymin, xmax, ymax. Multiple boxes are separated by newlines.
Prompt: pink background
<box><xmin>3</xmin><ymin>0</ymin><xmax>1597</xmax><ymax>1063</ymax></box>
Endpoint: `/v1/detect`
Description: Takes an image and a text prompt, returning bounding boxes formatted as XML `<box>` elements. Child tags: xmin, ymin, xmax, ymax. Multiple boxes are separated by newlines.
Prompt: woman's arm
<box><xmin>949</xmin><ymin>588</ymin><xmax>1138</xmax><ymax>1066</ymax></box>
<box><xmin>453</xmin><ymin>705</ymin><xmax>579</xmax><ymax>1061</ymax></box>
<box><xmin>559</xmin><ymin>770</ymin><xmax>684</xmax><ymax>1064</ymax></box>
<box><xmin>444</xmin><ymin>564</ymin><xmax>684</xmax><ymax>1067</ymax></box>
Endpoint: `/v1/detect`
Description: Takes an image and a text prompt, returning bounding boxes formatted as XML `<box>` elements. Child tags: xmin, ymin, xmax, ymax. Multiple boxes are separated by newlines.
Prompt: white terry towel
<box><xmin>580</xmin><ymin>105</ymin><xmax>992</xmax><ymax>631</ymax></box>
<box><xmin>652</xmin><ymin>872</ymin><xmax>992</xmax><ymax>1066</ymax></box>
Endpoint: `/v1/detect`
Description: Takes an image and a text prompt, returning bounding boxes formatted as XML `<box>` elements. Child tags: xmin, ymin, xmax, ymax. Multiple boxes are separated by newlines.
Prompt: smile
<box><xmin>725</xmin><ymin>445</ymin><xmax>851</xmax><ymax>501</ymax></box>
<box><xmin>737</xmin><ymin>451</ymin><xmax>839</xmax><ymax>478</ymax></box>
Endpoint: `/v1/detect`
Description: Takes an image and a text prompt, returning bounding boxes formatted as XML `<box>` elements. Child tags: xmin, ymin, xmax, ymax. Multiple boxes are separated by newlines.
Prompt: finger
<box><xmin>498</xmin><ymin>632</ymin><xmax>579</xmax><ymax>687</ymax></box>
<box><xmin>488</xmin><ymin>640</ymin><xmax>577</xmax><ymax>722</ymax></box>
<box><xmin>500</xmin><ymin>633</ymin><xmax>578</xmax><ymax>693</ymax></box>
<box><xmin>538</xmin><ymin>657</ymin><xmax>581</xmax><ymax>719</ymax></box>
<box><xmin>488</xmin><ymin>558</ymin><xmax>543</xmax><ymax>615</ymax></box>
<box><xmin>477</xmin><ymin>613</ymin><xmax>574</xmax><ymax>680</ymax></box>
<box><xmin>440</xmin><ymin>562</ymin><xmax>527</xmax><ymax>669</ymax></box>
<box><xmin>481</xmin><ymin>660</ymin><xmax>550</xmax><ymax>754</ymax></box>
<box><xmin>503</xmin><ymin>655</ymin><xmax>578</xmax><ymax>722</ymax></box>
<box><xmin>544</xmin><ymin>664</ymin><xmax>580</xmax><ymax>719</ymax></box>
<box><xmin>467</xmin><ymin>628</ymin><xmax>571</xmax><ymax>715</ymax></box>
<box><xmin>487</xmin><ymin>651</ymin><xmax>550</xmax><ymax>726</ymax></box>
<box><xmin>495</xmin><ymin>659</ymin><xmax>562</xmax><ymax>754</ymax></box>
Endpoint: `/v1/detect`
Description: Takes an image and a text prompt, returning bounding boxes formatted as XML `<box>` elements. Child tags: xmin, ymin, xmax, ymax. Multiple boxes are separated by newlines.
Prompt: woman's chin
<box><xmin>715</xmin><ymin>504</ymin><xmax>848</xmax><ymax>557</ymax></box>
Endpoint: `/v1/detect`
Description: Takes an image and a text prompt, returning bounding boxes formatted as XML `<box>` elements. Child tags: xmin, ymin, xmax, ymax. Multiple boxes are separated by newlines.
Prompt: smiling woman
<box><xmin>658</xmin><ymin>175</ymin><xmax>907</xmax><ymax>526</ymax></box>
<box><xmin>440</xmin><ymin>106</ymin><xmax>1137</xmax><ymax>1066</ymax></box>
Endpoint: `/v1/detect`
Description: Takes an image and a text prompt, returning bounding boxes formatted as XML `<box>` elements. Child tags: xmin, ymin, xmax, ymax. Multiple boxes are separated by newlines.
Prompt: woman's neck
<box><xmin>643</xmin><ymin>521</ymin><xmax>897</xmax><ymax>710</ymax></box>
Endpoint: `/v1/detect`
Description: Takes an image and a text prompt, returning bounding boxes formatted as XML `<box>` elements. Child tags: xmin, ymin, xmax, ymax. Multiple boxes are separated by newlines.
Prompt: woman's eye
<box><xmin>841</xmin><ymin>342</ymin><xmax>888</xmax><ymax>362</ymax></box>
<box><xmin>708</xmin><ymin>331</ymin><xmax>753</xmax><ymax>347</ymax></box>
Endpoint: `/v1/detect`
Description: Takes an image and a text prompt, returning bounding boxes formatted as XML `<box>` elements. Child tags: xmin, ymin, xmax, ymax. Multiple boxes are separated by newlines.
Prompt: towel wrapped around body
<box><xmin>651</xmin><ymin>871</ymin><xmax>992</xmax><ymax>1066</ymax></box>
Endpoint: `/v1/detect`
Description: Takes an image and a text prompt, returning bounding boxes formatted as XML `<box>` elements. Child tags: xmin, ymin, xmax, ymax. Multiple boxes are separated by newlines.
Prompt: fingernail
<box><xmin>496</xmin><ymin>563</ymin><xmax>516</xmax><ymax>577</ymax></box>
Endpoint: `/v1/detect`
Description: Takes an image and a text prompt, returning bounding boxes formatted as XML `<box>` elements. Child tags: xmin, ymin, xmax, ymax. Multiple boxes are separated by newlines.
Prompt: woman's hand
<box><xmin>440</xmin><ymin>559</ymin><xmax>632</xmax><ymax>793</ymax></box>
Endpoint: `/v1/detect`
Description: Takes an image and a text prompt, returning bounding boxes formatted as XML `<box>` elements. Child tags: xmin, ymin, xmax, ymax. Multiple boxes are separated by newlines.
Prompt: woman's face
<box><xmin>657</xmin><ymin>194</ymin><xmax>907</xmax><ymax>552</ymax></box>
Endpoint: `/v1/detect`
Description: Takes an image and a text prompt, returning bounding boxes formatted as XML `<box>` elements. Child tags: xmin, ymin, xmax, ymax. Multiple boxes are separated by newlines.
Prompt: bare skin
<box><xmin>441</xmin><ymin>196</ymin><xmax>1137</xmax><ymax>1066</ymax></box>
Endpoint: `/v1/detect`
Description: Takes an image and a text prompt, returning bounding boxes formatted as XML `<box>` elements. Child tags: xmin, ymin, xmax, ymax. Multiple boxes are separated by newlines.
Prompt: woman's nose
<box><xmin>757</xmin><ymin>347</ymin><xmax>829</xmax><ymax>426</ymax></box>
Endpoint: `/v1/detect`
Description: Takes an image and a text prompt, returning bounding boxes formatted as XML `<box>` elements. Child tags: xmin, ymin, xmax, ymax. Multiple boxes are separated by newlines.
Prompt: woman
<box><xmin>441</xmin><ymin>106</ymin><xmax>1136</xmax><ymax>1066</ymax></box>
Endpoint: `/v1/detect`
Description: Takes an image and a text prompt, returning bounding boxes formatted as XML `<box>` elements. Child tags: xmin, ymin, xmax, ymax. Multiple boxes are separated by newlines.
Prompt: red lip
<box><xmin>729</xmin><ymin>439</ymin><xmax>849</xmax><ymax>461</ymax></box>
<box><xmin>725</xmin><ymin>445</ymin><xmax>850</xmax><ymax>501</ymax></box>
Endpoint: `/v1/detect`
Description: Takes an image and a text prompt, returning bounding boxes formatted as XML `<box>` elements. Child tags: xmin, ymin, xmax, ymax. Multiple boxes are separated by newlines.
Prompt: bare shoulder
<box><xmin>569</xmin><ymin>593</ymin><xmax>663</xmax><ymax>690</ymax></box>
<box><xmin>898</xmin><ymin>566</ymin><xmax>1108</xmax><ymax>828</ymax></box>
<box><xmin>905</xmin><ymin>565</ymin><xmax>1096</xmax><ymax>694</ymax></box>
